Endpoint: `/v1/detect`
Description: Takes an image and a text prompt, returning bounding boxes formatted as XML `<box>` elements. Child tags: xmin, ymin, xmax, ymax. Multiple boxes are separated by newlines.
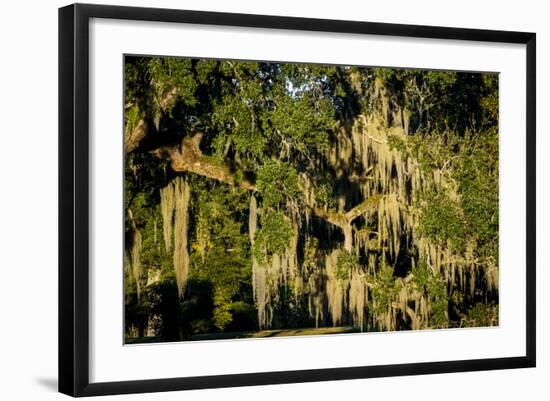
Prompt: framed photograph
<box><xmin>58</xmin><ymin>3</ymin><xmax>536</xmax><ymax>397</ymax></box>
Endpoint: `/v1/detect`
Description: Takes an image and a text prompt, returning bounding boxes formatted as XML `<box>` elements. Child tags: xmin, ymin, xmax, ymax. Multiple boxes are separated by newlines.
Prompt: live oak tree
<box><xmin>124</xmin><ymin>57</ymin><xmax>499</xmax><ymax>341</ymax></box>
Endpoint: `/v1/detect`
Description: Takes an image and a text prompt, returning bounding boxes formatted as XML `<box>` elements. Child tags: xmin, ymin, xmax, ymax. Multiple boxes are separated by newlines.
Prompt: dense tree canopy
<box><xmin>124</xmin><ymin>56</ymin><xmax>499</xmax><ymax>342</ymax></box>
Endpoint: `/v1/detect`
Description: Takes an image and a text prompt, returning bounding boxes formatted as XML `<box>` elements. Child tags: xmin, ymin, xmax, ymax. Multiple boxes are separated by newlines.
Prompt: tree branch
<box><xmin>345</xmin><ymin>195</ymin><xmax>383</xmax><ymax>223</ymax></box>
<box><xmin>125</xmin><ymin>86</ymin><xmax>179</xmax><ymax>154</ymax></box>
<box><xmin>153</xmin><ymin>133</ymin><xmax>255</xmax><ymax>191</ymax></box>
<box><xmin>151</xmin><ymin>134</ymin><xmax>384</xmax><ymax>237</ymax></box>
<box><xmin>125</xmin><ymin>118</ymin><xmax>149</xmax><ymax>154</ymax></box>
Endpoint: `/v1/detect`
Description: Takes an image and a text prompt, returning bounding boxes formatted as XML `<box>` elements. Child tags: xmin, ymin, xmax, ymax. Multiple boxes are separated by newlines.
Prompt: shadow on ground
<box><xmin>127</xmin><ymin>326</ymin><xmax>361</xmax><ymax>343</ymax></box>
<box><xmin>35</xmin><ymin>377</ymin><xmax>57</xmax><ymax>392</ymax></box>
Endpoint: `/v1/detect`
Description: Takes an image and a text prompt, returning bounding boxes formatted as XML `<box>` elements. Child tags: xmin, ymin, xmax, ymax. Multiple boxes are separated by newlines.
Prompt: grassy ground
<box><xmin>126</xmin><ymin>326</ymin><xmax>360</xmax><ymax>344</ymax></box>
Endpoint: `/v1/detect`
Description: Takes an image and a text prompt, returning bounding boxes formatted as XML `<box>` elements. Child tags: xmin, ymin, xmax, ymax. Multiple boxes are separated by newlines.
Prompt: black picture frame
<box><xmin>59</xmin><ymin>3</ymin><xmax>536</xmax><ymax>397</ymax></box>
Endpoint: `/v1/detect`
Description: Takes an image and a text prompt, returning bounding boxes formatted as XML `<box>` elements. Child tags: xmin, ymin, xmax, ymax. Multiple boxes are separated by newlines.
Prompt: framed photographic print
<box><xmin>58</xmin><ymin>3</ymin><xmax>536</xmax><ymax>397</ymax></box>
